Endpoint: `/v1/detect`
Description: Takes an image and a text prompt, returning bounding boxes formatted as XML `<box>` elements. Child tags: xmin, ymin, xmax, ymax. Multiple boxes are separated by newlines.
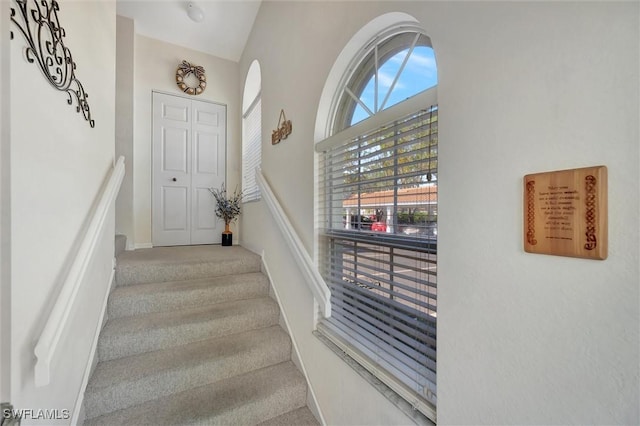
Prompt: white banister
<box><xmin>256</xmin><ymin>169</ymin><xmax>331</xmax><ymax>318</ymax></box>
<box><xmin>34</xmin><ymin>156</ymin><xmax>125</xmax><ymax>387</ymax></box>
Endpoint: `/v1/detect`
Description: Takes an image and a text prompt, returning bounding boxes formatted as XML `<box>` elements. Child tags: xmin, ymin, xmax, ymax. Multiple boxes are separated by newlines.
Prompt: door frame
<box><xmin>150</xmin><ymin>90</ymin><xmax>228</xmax><ymax>246</ymax></box>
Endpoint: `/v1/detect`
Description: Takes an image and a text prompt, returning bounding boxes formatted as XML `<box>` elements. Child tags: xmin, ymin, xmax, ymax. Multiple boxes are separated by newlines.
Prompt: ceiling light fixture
<box><xmin>186</xmin><ymin>2</ymin><xmax>204</xmax><ymax>23</ymax></box>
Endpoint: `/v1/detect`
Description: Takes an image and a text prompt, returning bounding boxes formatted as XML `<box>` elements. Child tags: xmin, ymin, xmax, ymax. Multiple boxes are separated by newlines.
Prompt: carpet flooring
<box><xmin>83</xmin><ymin>245</ymin><xmax>319</xmax><ymax>426</ymax></box>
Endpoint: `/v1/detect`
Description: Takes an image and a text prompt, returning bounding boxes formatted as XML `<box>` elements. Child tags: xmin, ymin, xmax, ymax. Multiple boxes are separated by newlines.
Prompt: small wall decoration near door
<box><xmin>272</xmin><ymin>109</ymin><xmax>292</xmax><ymax>144</ymax></box>
<box><xmin>523</xmin><ymin>165</ymin><xmax>607</xmax><ymax>260</ymax></box>
<box><xmin>10</xmin><ymin>0</ymin><xmax>95</xmax><ymax>127</ymax></box>
<box><xmin>176</xmin><ymin>60</ymin><xmax>207</xmax><ymax>95</ymax></box>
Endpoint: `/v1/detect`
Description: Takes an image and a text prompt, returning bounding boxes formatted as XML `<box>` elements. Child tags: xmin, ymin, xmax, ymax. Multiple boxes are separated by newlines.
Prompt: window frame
<box><xmin>329</xmin><ymin>25</ymin><xmax>436</xmax><ymax>134</ymax></box>
<box><xmin>316</xmin><ymin>86</ymin><xmax>438</xmax><ymax>421</ymax></box>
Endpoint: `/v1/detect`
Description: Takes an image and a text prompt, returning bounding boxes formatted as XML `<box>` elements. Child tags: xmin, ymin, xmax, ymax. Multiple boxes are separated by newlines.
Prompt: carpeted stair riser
<box><xmin>108</xmin><ymin>273</ymin><xmax>269</xmax><ymax>319</ymax></box>
<box><xmin>115</xmin><ymin>249</ymin><xmax>262</xmax><ymax>286</ymax></box>
<box><xmin>84</xmin><ymin>245</ymin><xmax>318</xmax><ymax>425</ymax></box>
<box><xmin>85</xmin><ymin>362</ymin><xmax>308</xmax><ymax>426</ymax></box>
<box><xmin>97</xmin><ymin>297</ymin><xmax>279</xmax><ymax>362</ymax></box>
<box><xmin>114</xmin><ymin>234</ymin><xmax>127</xmax><ymax>257</ymax></box>
<box><xmin>85</xmin><ymin>326</ymin><xmax>292</xmax><ymax>419</ymax></box>
<box><xmin>256</xmin><ymin>407</ymin><xmax>321</xmax><ymax>426</ymax></box>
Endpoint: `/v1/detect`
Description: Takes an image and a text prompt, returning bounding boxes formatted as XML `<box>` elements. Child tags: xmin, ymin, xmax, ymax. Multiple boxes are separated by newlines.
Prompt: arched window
<box><xmin>242</xmin><ymin>60</ymin><xmax>262</xmax><ymax>202</ymax></box>
<box><xmin>316</xmin><ymin>22</ymin><xmax>438</xmax><ymax>421</ymax></box>
<box><xmin>332</xmin><ymin>28</ymin><xmax>437</xmax><ymax>131</ymax></box>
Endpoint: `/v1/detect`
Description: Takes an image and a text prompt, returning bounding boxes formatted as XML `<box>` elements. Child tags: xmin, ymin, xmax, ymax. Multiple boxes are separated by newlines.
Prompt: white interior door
<box><xmin>190</xmin><ymin>101</ymin><xmax>225</xmax><ymax>244</ymax></box>
<box><xmin>152</xmin><ymin>92</ymin><xmax>226</xmax><ymax>246</ymax></box>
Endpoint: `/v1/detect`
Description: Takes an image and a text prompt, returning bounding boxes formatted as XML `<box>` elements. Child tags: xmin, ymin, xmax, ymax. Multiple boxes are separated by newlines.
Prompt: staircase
<box><xmin>83</xmin><ymin>245</ymin><xmax>319</xmax><ymax>425</ymax></box>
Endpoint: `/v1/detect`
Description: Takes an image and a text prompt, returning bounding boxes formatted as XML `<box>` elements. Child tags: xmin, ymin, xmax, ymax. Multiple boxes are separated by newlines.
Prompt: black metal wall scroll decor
<box><xmin>10</xmin><ymin>0</ymin><xmax>95</xmax><ymax>128</ymax></box>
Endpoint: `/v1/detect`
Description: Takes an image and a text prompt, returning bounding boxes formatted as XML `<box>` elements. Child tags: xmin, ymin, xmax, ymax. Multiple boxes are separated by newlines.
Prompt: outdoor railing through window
<box><xmin>318</xmin><ymin>106</ymin><xmax>438</xmax><ymax>413</ymax></box>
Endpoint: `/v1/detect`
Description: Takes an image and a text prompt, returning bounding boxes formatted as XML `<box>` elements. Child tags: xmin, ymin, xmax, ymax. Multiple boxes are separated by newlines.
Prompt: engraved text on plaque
<box><xmin>523</xmin><ymin>166</ymin><xmax>607</xmax><ymax>260</ymax></box>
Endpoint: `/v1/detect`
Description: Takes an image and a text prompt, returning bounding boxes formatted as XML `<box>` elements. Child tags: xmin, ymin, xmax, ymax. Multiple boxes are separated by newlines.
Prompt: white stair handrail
<box><xmin>256</xmin><ymin>169</ymin><xmax>331</xmax><ymax>318</ymax></box>
<box><xmin>34</xmin><ymin>156</ymin><xmax>125</xmax><ymax>387</ymax></box>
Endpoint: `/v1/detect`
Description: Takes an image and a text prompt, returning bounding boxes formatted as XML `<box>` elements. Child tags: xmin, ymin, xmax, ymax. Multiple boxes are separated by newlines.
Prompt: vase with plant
<box><xmin>208</xmin><ymin>184</ymin><xmax>243</xmax><ymax>246</ymax></box>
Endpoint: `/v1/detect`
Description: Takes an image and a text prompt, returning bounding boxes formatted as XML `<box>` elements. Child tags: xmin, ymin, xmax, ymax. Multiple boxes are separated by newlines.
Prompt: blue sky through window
<box><xmin>351</xmin><ymin>46</ymin><xmax>437</xmax><ymax>125</ymax></box>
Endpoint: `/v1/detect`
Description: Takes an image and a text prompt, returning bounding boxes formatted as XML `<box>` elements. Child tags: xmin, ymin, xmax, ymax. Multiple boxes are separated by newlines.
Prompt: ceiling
<box><xmin>116</xmin><ymin>1</ymin><xmax>262</xmax><ymax>62</ymax></box>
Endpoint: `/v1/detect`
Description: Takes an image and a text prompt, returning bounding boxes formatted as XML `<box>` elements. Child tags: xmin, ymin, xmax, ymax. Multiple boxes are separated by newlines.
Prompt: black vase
<box><xmin>222</xmin><ymin>232</ymin><xmax>232</xmax><ymax>246</ymax></box>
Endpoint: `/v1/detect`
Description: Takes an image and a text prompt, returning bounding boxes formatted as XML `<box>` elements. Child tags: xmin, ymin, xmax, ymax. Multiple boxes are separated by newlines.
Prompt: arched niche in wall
<box><xmin>243</xmin><ymin>60</ymin><xmax>261</xmax><ymax>114</ymax></box>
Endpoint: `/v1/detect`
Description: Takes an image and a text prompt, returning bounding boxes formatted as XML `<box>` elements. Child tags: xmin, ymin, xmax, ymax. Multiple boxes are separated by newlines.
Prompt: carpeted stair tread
<box><xmin>98</xmin><ymin>297</ymin><xmax>279</xmax><ymax>361</ymax></box>
<box><xmin>84</xmin><ymin>361</ymin><xmax>307</xmax><ymax>426</ymax></box>
<box><xmin>85</xmin><ymin>326</ymin><xmax>291</xmax><ymax>419</ymax></box>
<box><xmin>116</xmin><ymin>245</ymin><xmax>261</xmax><ymax>286</ymax></box>
<box><xmin>257</xmin><ymin>407</ymin><xmax>320</xmax><ymax>426</ymax></box>
<box><xmin>108</xmin><ymin>273</ymin><xmax>269</xmax><ymax>318</ymax></box>
<box><xmin>84</xmin><ymin>245</ymin><xmax>315</xmax><ymax>425</ymax></box>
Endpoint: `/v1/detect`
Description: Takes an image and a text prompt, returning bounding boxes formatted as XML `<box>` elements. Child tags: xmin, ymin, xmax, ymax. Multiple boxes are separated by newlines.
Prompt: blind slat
<box><xmin>328</xmin><ymin>279</ymin><xmax>437</xmax><ymax>332</ymax></box>
<box><xmin>315</xmin><ymin>86</ymin><xmax>438</xmax><ymax>153</ymax></box>
<box><xmin>317</xmin><ymin>319</ymin><xmax>438</xmax><ymax>410</ymax></box>
<box><xmin>328</xmin><ymin>306</ymin><xmax>437</xmax><ymax>375</ymax></box>
<box><xmin>324</xmin><ymin>313</ymin><xmax>436</xmax><ymax>384</ymax></box>
<box><xmin>329</xmin><ymin>260</ymin><xmax>437</xmax><ymax>292</ymax></box>
<box><xmin>319</xmin><ymin>105</ymin><xmax>438</xmax><ymax>409</ymax></box>
<box><xmin>242</xmin><ymin>97</ymin><xmax>262</xmax><ymax>202</ymax></box>
<box><xmin>329</xmin><ymin>284</ymin><xmax>437</xmax><ymax>349</ymax></box>
<box><xmin>327</xmin><ymin>263</ymin><xmax>437</xmax><ymax>303</ymax></box>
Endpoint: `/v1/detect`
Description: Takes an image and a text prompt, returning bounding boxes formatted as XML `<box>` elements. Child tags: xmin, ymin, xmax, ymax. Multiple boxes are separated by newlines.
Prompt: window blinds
<box><xmin>242</xmin><ymin>96</ymin><xmax>262</xmax><ymax>202</ymax></box>
<box><xmin>318</xmin><ymin>106</ymin><xmax>438</xmax><ymax>416</ymax></box>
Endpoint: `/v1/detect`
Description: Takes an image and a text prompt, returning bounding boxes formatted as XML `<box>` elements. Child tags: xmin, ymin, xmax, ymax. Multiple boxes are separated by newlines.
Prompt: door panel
<box><xmin>162</xmin><ymin>128</ymin><xmax>189</xmax><ymax>172</ymax></box>
<box><xmin>162</xmin><ymin>103</ymin><xmax>189</xmax><ymax>122</ymax></box>
<box><xmin>153</xmin><ymin>94</ymin><xmax>191</xmax><ymax>246</ymax></box>
<box><xmin>152</xmin><ymin>92</ymin><xmax>226</xmax><ymax>246</ymax></box>
<box><xmin>194</xmin><ymin>132</ymin><xmax>219</xmax><ymax>174</ymax></box>
<box><xmin>193</xmin><ymin>187</ymin><xmax>217</xmax><ymax>228</ymax></box>
<box><xmin>191</xmin><ymin>101</ymin><xmax>226</xmax><ymax>245</ymax></box>
<box><xmin>162</xmin><ymin>186</ymin><xmax>189</xmax><ymax>230</ymax></box>
<box><xmin>194</xmin><ymin>108</ymin><xmax>220</xmax><ymax>126</ymax></box>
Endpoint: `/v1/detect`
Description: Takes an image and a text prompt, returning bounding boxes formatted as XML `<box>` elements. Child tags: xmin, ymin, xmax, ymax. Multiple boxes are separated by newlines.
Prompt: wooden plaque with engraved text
<box><xmin>524</xmin><ymin>166</ymin><xmax>607</xmax><ymax>260</ymax></box>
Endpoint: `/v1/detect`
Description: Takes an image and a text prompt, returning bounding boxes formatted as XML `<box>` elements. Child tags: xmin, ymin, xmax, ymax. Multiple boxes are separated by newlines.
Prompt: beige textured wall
<box><xmin>0</xmin><ymin>0</ymin><xmax>11</xmax><ymax>404</ymax></box>
<box><xmin>239</xmin><ymin>2</ymin><xmax>639</xmax><ymax>424</ymax></box>
<box><xmin>132</xmin><ymin>35</ymin><xmax>241</xmax><ymax>247</ymax></box>
<box><xmin>9</xmin><ymin>0</ymin><xmax>117</xmax><ymax>421</ymax></box>
<box><xmin>115</xmin><ymin>16</ymin><xmax>135</xmax><ymax>249</ymax></box>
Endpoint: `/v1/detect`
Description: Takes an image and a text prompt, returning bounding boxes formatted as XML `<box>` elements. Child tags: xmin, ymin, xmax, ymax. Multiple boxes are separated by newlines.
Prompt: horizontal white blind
<box><xmin>318</xmin><ymin>106</ymin><xmax>438</xmax><ymax>414</ymax></box>
<box><xmin>242</xmin><ymin>96</ymin><xmax>262</xmax><ymax>202</ymax></box>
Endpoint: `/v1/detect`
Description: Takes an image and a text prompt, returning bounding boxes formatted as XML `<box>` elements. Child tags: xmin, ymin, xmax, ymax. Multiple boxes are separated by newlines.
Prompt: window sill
<box><xmin>313</xmin><ymin>328</ymin><xmax>436</xmax><ymax>426</ymax></box>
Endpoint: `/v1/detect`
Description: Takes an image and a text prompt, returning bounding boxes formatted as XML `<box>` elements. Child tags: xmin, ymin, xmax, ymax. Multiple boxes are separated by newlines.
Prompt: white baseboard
<box><xmin>261</xmin><ymin>251</ymin><xmax>326</xmax><ymax>426</ymax></box>
<box><xmin>71</xmin><ymin>265</ymin><xmax>116</xmax><ymax>425</ymax></box>
<box><xmin>133</xmin><ymin>242</ymin><xmax>153</xmax><ymax>250</ymax></box>
<box><xmin>238</xmin><ymin>239</ymin><xmax>262</xmax><ymax>256</ymax></box>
